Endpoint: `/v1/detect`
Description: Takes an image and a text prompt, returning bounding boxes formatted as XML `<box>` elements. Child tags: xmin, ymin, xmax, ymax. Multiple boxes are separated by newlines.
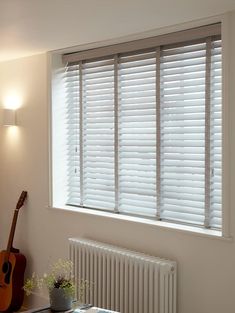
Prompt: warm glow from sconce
<box><xmin>6</xmin><ymin>125</ymin><xmax>18</xmax><ymax>136</ymax></box>
<box><xmin>3</xmin><ymin>92</ymin><xmax>23</xmax><ymax>110</ymax></box>
<box><xmin>5</xmin><ymin>126</ymin><xmax>20</xmax><ymax>147</ymax></box>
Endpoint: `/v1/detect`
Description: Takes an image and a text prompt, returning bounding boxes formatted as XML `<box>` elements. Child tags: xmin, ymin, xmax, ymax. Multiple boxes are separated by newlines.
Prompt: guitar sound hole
<box><xmin>2</xmin><ymin>262</ymin><xmax>9</xmax><ymax>273</ymax></box>
<box><xmin>2</xmin><ymin>262</ymin><xmax>12</xmax><ymax>284</ymax></box>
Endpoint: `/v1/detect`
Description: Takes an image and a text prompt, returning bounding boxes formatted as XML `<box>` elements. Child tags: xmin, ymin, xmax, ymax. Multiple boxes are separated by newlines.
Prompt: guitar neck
<box><xmin>6</xmin><ymin>209</ymin><xmax>19</xmax><ymax>254</ymax></box>
<box><xmin>4</xmin><ymin>191</ymin><xmax>27</xmax><ymax>260</ymax></box>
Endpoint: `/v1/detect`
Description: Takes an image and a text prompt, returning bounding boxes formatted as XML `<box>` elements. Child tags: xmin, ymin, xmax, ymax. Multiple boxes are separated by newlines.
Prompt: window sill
<box><xmin>47</xmin><ymin>204</ymin><xmax>232</xmax><ymax>242</ymax></box>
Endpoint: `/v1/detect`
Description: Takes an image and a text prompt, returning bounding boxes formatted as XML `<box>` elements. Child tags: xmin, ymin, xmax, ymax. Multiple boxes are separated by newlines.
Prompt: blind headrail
<box><xmin>63</xmin><ymin>23</ymin><xmax>221</xmax><ymax>64</ymax></box>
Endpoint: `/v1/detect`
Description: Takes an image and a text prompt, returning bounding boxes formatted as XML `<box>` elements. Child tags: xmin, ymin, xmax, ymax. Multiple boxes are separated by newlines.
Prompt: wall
<box><xmin>0</xmin><ymin>14</ymin><xmax>235</xmax><ymax>313</ymax></box>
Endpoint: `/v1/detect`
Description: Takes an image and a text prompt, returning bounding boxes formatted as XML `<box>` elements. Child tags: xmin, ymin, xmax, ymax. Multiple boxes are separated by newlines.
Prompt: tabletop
<box><xmin>19</xmin><ymin>305</ymin><xmax>119</xmax><ymax>313</ymax></box>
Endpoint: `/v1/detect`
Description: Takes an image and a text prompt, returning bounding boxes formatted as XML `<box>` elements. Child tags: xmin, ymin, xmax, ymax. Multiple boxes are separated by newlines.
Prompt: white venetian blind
<box><xmin>82</xmin><ymin>58</ymin><xmax>115</xmax><ymax>210</ymax></box>
<box><xmin>65</xmin><ymin>63</ymin><xmax>80</xmax><ymax>205</ymax></box>
<box><xmin>63</xmin><ymin>25</ymin><xmax>222</xmax><ymax>230</ymax></box>
<box><xmin>210</xmin><ymin>39</ymin><xmax>222</xmax><ymax>228</ymax></box>
<box><xmin>118</xmin><ymin>51</ymin><xmax>157</xmax><ymax>217</ymax></box>
<box><xmin>160</xmin><ymin>41</ymin><xmax>207</xmax><ymax>226</ymax></box>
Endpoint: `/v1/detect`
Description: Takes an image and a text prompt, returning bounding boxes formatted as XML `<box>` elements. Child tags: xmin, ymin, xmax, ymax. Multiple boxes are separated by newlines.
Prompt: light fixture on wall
<box><xmin>3</xmin><ymin>108</ymin><xmax>16</xmax><ymax>126</ymax></box>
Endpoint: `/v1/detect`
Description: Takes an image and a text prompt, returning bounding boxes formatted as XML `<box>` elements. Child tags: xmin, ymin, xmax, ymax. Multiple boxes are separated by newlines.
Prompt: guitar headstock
<box><xmin>16</xmin><ymin>191</ymin><xmax>28</xmax><ymax>211</ymax></box>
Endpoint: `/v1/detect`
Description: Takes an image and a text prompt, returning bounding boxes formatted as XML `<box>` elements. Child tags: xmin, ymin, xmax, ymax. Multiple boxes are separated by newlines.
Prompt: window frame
<box><xmin>49</xmin><ymin>15</ymin><xmax>230</xmax><ymax>238</ymax></box>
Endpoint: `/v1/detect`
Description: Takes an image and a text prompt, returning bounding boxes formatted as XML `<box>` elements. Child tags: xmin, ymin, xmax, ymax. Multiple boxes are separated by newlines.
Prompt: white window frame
<box><xmin>48</xmin><ymin>14</ymin><xmax>230</xmax><ymax>239</ymax></box>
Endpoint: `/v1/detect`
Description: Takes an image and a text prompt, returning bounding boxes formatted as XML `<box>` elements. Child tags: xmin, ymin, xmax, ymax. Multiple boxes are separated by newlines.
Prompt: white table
<box><xmin>76</xmin><ymin>308</ymin><xmax>119</xmax><ymax>313</ymax></box>
<box><xmin>20</xmin><ymin>305</ymin><xmax>119</xmax><ymax>313</ymax></box>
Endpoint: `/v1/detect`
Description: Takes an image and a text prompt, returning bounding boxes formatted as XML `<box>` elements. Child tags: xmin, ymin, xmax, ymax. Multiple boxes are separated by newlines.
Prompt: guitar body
<box><xmin>0</xmin><ymin>251</ymin><xmax>26</xmax><ymax>311</ymax></box>
<box><xmin>0</xmin><ymin>191</ymin><xmax>27</xmax><ymax>312</ymax></box>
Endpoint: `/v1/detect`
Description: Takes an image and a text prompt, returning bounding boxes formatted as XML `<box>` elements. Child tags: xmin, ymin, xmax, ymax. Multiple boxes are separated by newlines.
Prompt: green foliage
<box><xmin>23</xmin><ymin>259</ymin><xmax>75</xmax><ymax>298</ymax></box>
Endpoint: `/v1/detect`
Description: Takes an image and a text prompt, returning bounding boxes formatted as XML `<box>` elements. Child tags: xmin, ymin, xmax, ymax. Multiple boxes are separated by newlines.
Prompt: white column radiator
<box><xmin>69</xmin><ymin>238</ymin><xmax>177</xmax><ymax>313</ymax></box>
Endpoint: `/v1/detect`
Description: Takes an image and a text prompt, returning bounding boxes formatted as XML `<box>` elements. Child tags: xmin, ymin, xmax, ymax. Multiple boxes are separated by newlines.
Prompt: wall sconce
<box><xmin>3</xmin><ymin>109</ymin><xmax>16</xmax><ymax>126</ymax></box>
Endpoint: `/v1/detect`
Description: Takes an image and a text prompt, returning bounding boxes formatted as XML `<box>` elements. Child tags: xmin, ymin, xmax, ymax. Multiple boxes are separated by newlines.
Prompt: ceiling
<box><xmin>0</xmin><ymin>0</ymin><xmax>235</xmax><ymax>62</ymax></box>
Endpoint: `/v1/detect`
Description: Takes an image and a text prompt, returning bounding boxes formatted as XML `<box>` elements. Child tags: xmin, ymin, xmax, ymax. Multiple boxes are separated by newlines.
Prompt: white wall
<box><xmin>1</xmin><ymin>14</ymin><xmax>235</xmax><ymax>313</ymax></box>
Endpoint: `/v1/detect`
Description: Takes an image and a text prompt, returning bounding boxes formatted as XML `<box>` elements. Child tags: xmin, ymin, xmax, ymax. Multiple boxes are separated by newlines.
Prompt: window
<box><xmin>54</xmin><ymin>23</ymin><xmax>222</xmax><ymax>230</ymax></box>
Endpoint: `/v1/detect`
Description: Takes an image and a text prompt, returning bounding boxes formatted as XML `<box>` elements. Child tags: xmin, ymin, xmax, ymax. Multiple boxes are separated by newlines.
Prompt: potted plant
<box><xmin>24</xmin><ymin>259</ymin><xmax>86</xmax><ymax>311</ymax></box>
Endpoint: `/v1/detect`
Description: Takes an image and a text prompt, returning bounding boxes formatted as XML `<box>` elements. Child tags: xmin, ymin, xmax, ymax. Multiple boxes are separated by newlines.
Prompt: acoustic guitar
<box><xmin>0</xmin><ymin>191</ymin><xmax>27</xmax><ymax>312</ymax></box>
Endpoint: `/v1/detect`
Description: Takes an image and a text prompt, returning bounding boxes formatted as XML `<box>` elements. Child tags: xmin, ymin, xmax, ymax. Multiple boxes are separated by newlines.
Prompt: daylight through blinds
<box><xmin>64</xmin><ymin>27</ymin><xmax>222</xmax><ymax>230</ymax></box>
